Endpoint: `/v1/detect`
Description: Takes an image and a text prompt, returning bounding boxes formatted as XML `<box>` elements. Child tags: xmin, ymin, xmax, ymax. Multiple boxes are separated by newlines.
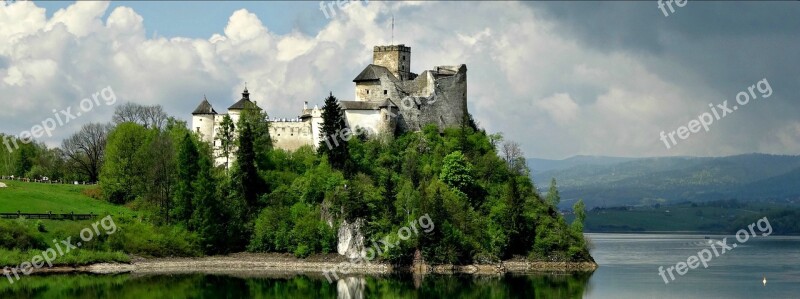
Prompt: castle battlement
<box><xmin>374</xmin><ymin>45</ymin><xmax>411</xmax><ymax>52</ymax></box>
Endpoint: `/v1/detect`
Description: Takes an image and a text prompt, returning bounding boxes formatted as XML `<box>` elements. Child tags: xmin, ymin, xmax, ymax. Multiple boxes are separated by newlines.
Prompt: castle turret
<box><xmin>191</xmin><ymin>95</ymin><xmax>217</xmax><ymax>144</ymax></box>
<box><xmin>228</xmin><ymin>86</ymin><xmax>259</xmax><ymax>124</ymax></box>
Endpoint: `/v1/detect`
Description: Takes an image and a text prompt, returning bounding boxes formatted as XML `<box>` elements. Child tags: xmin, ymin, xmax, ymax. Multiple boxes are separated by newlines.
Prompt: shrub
<box><xmin>0</xmin><ymin>220</ymin><xmax>47</xmax><ymax>250</ymax></box>
<box><xmin>81</xmin><ymin>187</ymin><xmax>104</xmax><ymax>200</ymax></box>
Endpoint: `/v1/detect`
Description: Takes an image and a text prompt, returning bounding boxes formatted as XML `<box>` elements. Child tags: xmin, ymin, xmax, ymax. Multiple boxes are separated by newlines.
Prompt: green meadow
<box><xmin>0</xmin><ymin>181</ymin><xmax>201</xmax><ymax>267</ymax></box>
<box><xmin>0</xmin><ymin>180</ymin><xmax>130</xmax><ymax>216</ymax></box>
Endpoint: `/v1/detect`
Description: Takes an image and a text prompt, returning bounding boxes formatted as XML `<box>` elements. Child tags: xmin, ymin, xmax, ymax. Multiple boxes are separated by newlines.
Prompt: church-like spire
<box><xmin>242</xmin><ymin>82</ymin><xmax>250</xmax><ymax>100</ymax></box>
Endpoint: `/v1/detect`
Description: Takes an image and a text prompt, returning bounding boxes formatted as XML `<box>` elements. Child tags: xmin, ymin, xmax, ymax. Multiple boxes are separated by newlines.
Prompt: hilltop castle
<box><xmin>191</xmin><ymin>44</ymin><xmax>468</xmax><ymax>166</ymax></box>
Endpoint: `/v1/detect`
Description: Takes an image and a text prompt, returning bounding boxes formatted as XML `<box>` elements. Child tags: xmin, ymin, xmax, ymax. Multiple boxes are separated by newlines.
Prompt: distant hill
<box><xmin>528</xmin><ymin>155</ymin><xmax>637</xmax><ymax>174</ymax></box>
<box><xmin>528</xmin><ymin>154</ymin><xmax>800</xmax><ymax>209</ymax></box>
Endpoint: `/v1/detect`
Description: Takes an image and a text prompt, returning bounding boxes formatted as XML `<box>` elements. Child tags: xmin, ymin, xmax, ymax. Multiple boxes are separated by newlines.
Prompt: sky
<box><xmin>1</xmin><ymin>1</ymin><xmax>798</xmax><ymax>159</ymax></box>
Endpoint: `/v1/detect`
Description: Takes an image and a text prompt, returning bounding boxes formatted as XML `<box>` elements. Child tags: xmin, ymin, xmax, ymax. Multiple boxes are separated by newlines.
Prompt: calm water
<box><xmin>2</xmin><ymin>233</ymin><xmax>799</xmax><ymax>298</ymax></box>
<box><xmin>585</xmin><ymin>233</ymin><xmax>800</xmax><ymax>298</ymax></box>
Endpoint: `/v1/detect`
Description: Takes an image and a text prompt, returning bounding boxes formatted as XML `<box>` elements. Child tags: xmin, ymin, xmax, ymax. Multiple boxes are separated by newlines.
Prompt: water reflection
<box><xmin>0</xmin><ymin>271</ymin><xmax>594</xmax><ymax>299</ymax></box>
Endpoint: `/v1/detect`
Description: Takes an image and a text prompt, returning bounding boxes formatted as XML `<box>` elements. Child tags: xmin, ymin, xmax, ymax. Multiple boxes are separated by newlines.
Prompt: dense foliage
<box><xmin>1</xmin><ymin>99</ymin><xmax>593</xmax><ymax>264</ymax></box>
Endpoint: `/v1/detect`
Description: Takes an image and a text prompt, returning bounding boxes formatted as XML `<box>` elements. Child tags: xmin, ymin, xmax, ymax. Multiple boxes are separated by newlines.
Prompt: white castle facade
<box><xmin>192</xmin><ymin>44</ymin><xmax>468</xmax><ymax>166</ymax></box>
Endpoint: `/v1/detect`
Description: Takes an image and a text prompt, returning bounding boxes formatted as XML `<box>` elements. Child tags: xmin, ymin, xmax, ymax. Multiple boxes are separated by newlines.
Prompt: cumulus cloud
<box><xmin>0</xmin><ymin>1</ymin><xmax>796</xmax><ymax>159</ymax></box>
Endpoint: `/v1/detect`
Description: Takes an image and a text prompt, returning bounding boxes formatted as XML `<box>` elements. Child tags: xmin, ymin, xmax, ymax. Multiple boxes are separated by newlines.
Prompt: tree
<box><xmin>488</xmin><ymin>133</ymin><xmax>504</xmax><ymax>150</ymax></box>
<box><xmin>502</xmin><ymin>141</ymin><xmax>528</xmax><ymax>176</ymax></box>
<box><xmin>318</xmin><ymin>92</ymin><xmax>348</xmax><ymax>171</ymax></box>
<box><xmin>141</xmin><ymin>130</ymin><xmax>177</xmax><ymax>223</ymax></box>
<box><xmin>112</xmin><ymin>102</ymin><xmax>168</xmax><ymax>129</ymax></box>
<box><xmin>440</xmin><ymin>151</ymin><xmax>476</xmax><ymax>196</ymax></box>
<box><xmin>238</xmin><ymin>102</ymin><xmax>272</xmax><ymax>171</ymax></box>
<box><xmin>62</xmin><ymin>123</ymin><xmax>110</xmax><ymax>182</ymax></box>
<box><xmin>546</xmin><ymin>178</ymin><xmax>561</xmax><ymax>208</ymax></box>
<box><xmin>173</xmin><ymin>133</ymin><xmax>200</xmax><ymax>226</ymax></box>
<box><xmin>571</xmin><ymin>199</ymin><xmax>586</xmax><ymax>233</ymax></box>
<box><xmin>190</xmin><ymin>154</ymin><xmax>224</xmax><ymax>253</ymax></box>
<box><xmin>216</xmin><ymin>114</ymin><xmax>235</xmax><ymax>171</ymax></box>
<box><xmin>232</xmin><ymin>112</ymin><xmax>264</xmax><ymax>214</ymax></box>
<box><xmin>13</xmin><ymin>142</ymin><xmax>35</xmax><ymax>178</ymax></box>
<box><xmin>100</xmin><ymin>123</ymin><xmax>149</xmax><ymax>204</ymax></box>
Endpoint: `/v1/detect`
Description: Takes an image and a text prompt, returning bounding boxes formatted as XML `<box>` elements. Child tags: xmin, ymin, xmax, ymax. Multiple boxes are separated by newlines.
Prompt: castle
<box><xmin>191</xmin><ymin>44</ymin><xmax>468</xmax><ymax>166</ymax></box>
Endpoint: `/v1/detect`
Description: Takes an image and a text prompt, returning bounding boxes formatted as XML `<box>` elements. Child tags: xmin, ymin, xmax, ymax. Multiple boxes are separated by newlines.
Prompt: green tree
<box><xmin>173</xmin><ymin>133</ymin><xmax>200</xmax><ymax>226</ymax></box>
<box><xmin>140</xmin><ymin>130</ymin><xmax>177</xmax><ymax>223</ymax></box>
<box><xmin>318</xmin><ymin>93</ymin><xmax>349</xmax><ymax>171</ymax></box>
<box><xmin>439</xmin><ymin>151</ymin><xmax>475</xmax><ymax>194</ymax></box>
<box><xmin>546</xmin><ymin>178</ymin><xmax>561</xmax><ymax>208</ymax></box>
<box><xmin>232</xmin><ymin>113</ymin><xmax>264</xmax><ymax>214</ymax></box>
<box><xmin>13</xmin><ymin>142</ymin><xmax>35</xmax><ymax>178</ymax></box>
<box><xmin>190</xmin><ymin>154</ymin><xmax>224</xmax><ymax>253</ymax></box>
<box><xmin>216</xmin><ymin>114</ymin><xmax>235</xmax><ymax>171</ymax></box>
<box><xmin>101</xmin><ymin>122</ymin><xmax>149</xmax><ymax>204</ymax></box>
<box><xmin>571</xmin><ymin>199</ymin><xmax>586</xmax><ymax>233</ymax></box>
<box><xmin>238</xmin><ymin>102</ymin><xmax>272</xmax><ymax>172</ymax></box>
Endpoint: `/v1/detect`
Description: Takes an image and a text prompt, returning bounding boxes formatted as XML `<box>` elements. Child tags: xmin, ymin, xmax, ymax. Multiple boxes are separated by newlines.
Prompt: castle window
<box><xmin>383</xmin><ymin>90</ymin><xmax>388</xmax><ymax>95</ymax></box>
<box><xmin>402</xmin><ymin>55</ymin><xmax>405</xmax><ymax>61</ymax></box>
<box><xmin>401</xmin><ymin>66</ymin><xmax>404</xmax><ymax>70</ymax></box>
<box><xmin>366</xmin><ymin>89</ymin><xmax>369</xmax><ymax>94</ymax></box>
<box><xmin>196</xmin><ymin>127</ymin><xmax>200</xmax><ymax>133</ymax></box>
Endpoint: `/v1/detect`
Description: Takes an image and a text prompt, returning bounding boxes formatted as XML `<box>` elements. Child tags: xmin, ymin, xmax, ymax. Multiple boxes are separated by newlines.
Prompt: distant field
<box><xmin>0</xmin><ymin>180</ymin><xmax>131</xmax><ymax>216</ymax></box>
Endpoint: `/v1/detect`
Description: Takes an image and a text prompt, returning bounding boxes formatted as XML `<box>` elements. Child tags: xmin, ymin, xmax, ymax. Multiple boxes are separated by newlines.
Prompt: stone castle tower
<box><xmin>373</xmin><ymin>45</ymin><xmax>412</xmax><ymax>81</ymax></box>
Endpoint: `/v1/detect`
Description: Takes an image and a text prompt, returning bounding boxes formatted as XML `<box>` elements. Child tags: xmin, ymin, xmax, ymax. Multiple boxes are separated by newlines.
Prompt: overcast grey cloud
<box><xmin>0</xmin><ymin>1</ymin><xmax>797</xmax><ymax>159</ymax></box>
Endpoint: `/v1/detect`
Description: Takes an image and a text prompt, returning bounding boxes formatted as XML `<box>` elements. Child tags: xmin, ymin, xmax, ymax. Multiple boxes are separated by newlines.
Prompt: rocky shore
<box><xmin>32</xmin><ymin>252</ymin><xmax>597</xmax><ymax>276</ymax></box>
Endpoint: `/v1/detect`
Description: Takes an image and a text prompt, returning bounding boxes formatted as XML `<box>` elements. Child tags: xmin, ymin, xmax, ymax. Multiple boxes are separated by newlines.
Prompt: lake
<box><xmin>2</xmin><ymin>233</ymin><xmax>798</xmax><ymax>298</ymax></box>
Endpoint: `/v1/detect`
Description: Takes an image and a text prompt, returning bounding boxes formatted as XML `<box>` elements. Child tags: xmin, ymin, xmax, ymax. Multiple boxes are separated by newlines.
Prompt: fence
<box><xmin>0</xmin><ymin>212</ymin><xmax>98</xmax><ymax>220</ymax></box>
<box><xmin>0</xmin><ymin>176</ymin><xmax>96</xmax><ymax>185</ymax></box>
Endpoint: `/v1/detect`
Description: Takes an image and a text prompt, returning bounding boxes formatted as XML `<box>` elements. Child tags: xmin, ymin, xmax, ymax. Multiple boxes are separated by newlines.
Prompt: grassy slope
<box><xmin>0</xmin><ymin>180</ymin><xmax>130</xmax><ymax>216</ymax></box>
<box><xmin>0</xmin><ymin>181</ymin><xmax>200</xmax><ymax>266</ymax></box>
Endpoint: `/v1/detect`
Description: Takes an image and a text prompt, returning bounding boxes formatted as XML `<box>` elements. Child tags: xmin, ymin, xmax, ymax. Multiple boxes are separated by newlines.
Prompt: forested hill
<box><xmin>529</xmin><ymin>154</ymin><xmax>800</xmax><ymax>208</ymax></box>
<box><xmin>0</xmin><ymin>98</ymin><xmax>594</xmax><ymax>265</ymax></box>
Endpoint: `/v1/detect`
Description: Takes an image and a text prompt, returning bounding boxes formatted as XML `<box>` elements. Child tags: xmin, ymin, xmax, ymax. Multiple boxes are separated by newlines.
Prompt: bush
<box><xmin>81</xmin><ymin>187</ymin><xmax>104</xmax><ymax>200</ymax></box>
<box><xmin>249</xmin><ymin>203</ymin><xmax>336</xmax><ymax>258</ymax></box>
<box><xmin>0</xmin><ymin>220</ymin><xmax>47</xmax><ymax>250</ymax></box>
<box><xmin>106</xmin><ymin>218</ymin><xmax>201</xmax><ymax>257</ymax></box>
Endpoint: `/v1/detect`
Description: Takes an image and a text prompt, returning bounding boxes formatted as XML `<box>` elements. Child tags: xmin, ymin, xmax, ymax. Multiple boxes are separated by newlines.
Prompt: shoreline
<box><xmin>28</xmin><ymin>253</ymin><xmax>597</xmax><ymax>276</ymax></box>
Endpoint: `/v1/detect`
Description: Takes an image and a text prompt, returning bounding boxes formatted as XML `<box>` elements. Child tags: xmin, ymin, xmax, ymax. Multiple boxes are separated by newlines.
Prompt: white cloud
<box><xmin>535</xmin><ymin>93</ymin><xmax>578</xmax><ymax>125</ymax></box>
<box><xmin>0</xmin><ymin>1</ymin><xmax>795</xmax><ymax>158</ymax></box>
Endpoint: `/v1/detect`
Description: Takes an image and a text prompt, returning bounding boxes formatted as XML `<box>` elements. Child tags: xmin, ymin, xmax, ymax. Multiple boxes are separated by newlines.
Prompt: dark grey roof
<box><xmin>339</xmin><ymin>99</ymin><xmax>397</xmax><ymax>110</ymax></box>
<box><xmin>353</xmin><ymin>64</ymin><xmax>398</xmax><ymax>82</ymax></box>
<box><xmin>228</xmin><ymin>98</ymin><xmax>254</xmax><ymax>110</ymax></box>
<box><xmin>192</xmin><ymin>97</ymin><xmax>217</xmax><ymax>115</ymax></box>
<box><xmin>228</xmin><ymin>87</ymin><xmax>261</xmax><ymax>110</ymax></box>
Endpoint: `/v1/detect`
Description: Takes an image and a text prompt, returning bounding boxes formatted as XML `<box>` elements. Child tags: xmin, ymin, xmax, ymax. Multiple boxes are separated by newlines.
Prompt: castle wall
<box><xmin>393</xmin><ymin>65</ymin><xmax>468</xmax><ymax>132</ymax></box>
<box><xmin>355</xmin><ymin>81</ymin><xmax>381</xmax><ymax>102</ymax></box>
<box><xmin>343</xmin><ymin>110</ymin><xmax>385</xmax><ymax>136</ymax></box>
<box><xmin>270</xmin><ymin>120</ymin><xmax>315</xmax><ymax>151</ymax></box>
<box><xmin>310</xmin><ymin>115</ymin><xmax>323</xmax><ymax>148</ymax></box>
